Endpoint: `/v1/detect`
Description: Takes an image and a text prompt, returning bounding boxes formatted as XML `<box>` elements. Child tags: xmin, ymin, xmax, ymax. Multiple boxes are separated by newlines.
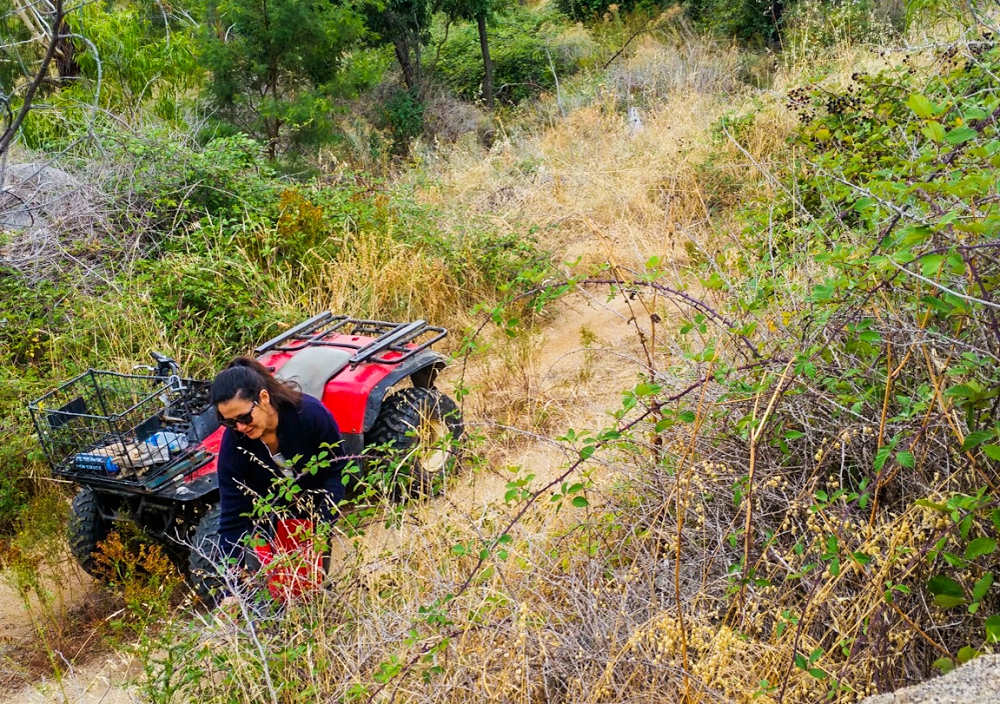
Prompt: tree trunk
<box><xmin>393</xmin><ymin>35</ymin><xmax>416</xmax><ymax>92</ymax></box>
<box><xmin>477</xmin><ymin>12</ymin><xmax>493</xmax><ymax>110</ymax></box>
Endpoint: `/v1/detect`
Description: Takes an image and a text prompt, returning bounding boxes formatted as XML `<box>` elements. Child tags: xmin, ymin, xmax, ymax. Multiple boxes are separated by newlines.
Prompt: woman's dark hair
<box><xmin>210</xmin><ymin>356</ymin><xmax>303</xmax><ymax>410</ymax></box>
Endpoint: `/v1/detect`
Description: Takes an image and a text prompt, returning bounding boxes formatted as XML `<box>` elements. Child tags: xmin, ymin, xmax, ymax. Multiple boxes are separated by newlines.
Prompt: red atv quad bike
<box><xmin>29</xmin><ymin>314</ymin><xmax>464</xmax><ymax>598</ymax></box>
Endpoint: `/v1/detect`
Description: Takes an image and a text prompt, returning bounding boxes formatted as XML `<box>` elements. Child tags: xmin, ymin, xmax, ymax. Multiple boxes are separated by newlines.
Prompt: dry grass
<box><xmin>410</xmin><ymin>35</ymin><xmax>796</xmax><ymax>273</ymax></box>
<box><xmin>291</xmin><ymin>229</ymin><xmax>469</xmax><ymax>328</ymax></box>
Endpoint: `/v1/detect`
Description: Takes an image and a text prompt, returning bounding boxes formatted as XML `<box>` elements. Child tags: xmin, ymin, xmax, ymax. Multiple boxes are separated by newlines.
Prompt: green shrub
<box><xmin>105</xmin><ymin>131</ymin><xmax>280</xmax><ymax>237</ymax></box>
<box><xmin>687</xmin><ymin>38</ymin><xmax>1000</xmax><ymax>682</ymax></box>
<box><xmin>556</xmin><ymin>0</ymin><xmax>657</xmax><ymax>23</ymax></box>
<box><xmin>377</xmin><ymin>88</ymin><xmax>426</xmax><ymax>154</ymax></box>
<box><xmin>432</xmin><ymin>6</ymin><xmax>581</xmax><ymax>104</ymax></box>
<box><xmin>682</xmin><ymin>0</ymin><xmax>781</xmax><ymax>45</ymax></box>
<box><xmin>138</xmin><ymin>250</ymin><xmax>291</xmax><ymax>353</ymax></box>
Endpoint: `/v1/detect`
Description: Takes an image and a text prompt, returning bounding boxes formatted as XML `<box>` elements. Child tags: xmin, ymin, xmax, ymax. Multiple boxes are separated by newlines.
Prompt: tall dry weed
<box><xmin>411</xmin><ymin>34</ymin><xmax>795</xmax><ymax>273</ymax></box>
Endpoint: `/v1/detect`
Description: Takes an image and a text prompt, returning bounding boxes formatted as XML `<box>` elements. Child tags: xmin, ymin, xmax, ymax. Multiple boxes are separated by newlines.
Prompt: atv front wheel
<box><xmin>368</xmin><ymin>387</ymin><xmax>464</xmax><ymax>497</ymax></box>
<box><xmin>68</xmin><ymin>487</ymin><xmax>111</xmax><ymax>577</ymax></box>
<box><xmin>187</xmin><ymin>503</ymin><xmax>224</xmax><ymax>602</ymax></box>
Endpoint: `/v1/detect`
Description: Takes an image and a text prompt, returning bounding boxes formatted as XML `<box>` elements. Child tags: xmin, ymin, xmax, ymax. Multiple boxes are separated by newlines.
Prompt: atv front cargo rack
<box><xmin>29</xmin><ymin>369</ymin><xmax>217</xmax><ymax>490</ymax></box>
<box><xmin>255</xmin><ymin>313</ymin><xmax>447</xmax><ymax>365</ymax></box>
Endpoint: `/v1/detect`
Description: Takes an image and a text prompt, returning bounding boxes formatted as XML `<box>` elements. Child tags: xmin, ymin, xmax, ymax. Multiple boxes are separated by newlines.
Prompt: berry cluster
<box><xmin>969</xmin><ymin>39</ymin><xmax>994</xmax><ymax>59</ymax></box>
<box><xmin>787</xmin><ymin>86</ymin><xmax>819</xmax><ymax>124</ymax></box>
<box><xmin>786</xmin><ymin>85</ymin><xmax>811</xmax><ymax>107</ymax></box>
<box><xmin>825</xmin><ymin>89</ymin><xmax>862</xmax><ymax>116</ymax></box>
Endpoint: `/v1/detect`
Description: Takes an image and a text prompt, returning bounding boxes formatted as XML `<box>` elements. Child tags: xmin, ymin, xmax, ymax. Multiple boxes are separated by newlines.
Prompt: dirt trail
<box><xmin>330</xmin><ymin>288</ymin><xmax>661</xmax><ymax>571</ymax></box>
<box><xmin>0</xmin><ymin>558</ymin><xmax>128</xmax><ymax>702</ymax></box>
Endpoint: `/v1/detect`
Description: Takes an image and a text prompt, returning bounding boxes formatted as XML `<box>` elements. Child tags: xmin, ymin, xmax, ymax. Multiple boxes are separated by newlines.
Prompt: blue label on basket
<box><xmin>74</xmin><ymin>453</ymin><xmax>120</xmax><ymax>474</ymax></box>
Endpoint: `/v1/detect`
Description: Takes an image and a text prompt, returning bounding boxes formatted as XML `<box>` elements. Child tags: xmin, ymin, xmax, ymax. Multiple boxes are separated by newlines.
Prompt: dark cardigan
<box><xmin>216</xmin><ymin>394</ymin><xmax>347</xmax><ymax>558</ymax></box>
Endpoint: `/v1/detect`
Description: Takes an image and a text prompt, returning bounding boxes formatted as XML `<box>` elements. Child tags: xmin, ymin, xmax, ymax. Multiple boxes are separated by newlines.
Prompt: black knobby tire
<box><xmin>368</xmin><ymin>387</ymin><xmax>464</xmax><ymax>497</ymax></box>
<box><xmin>187</xmin><ymin>503</ymin><xmax>225</xmax><ymax>602</ymax></box>
<box><xmin>68</xmin><ymin>487</ymin><xmax>110</xmax><ymax>577</ymax></box>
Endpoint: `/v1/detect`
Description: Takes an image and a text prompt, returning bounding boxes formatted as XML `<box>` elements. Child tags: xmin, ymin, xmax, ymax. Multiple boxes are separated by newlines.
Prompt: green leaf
<box><xmin>852</xmin><ymin>551</ymin><xmax>872</xmax><ymax>566</ymax></box>
<box><xmin>635</xmin><ymin>382</ymin><xmax>661</xmax><ymax>397</ymax></box>
<box><xmin>965</xmin><ymin>537</ymin><xmax>997</xmax><ymax>560</ymax></box>
<box><xmin>933</xmin><ymin>657</ymin><xmax>956</xmax><ymax>674</ymax></box>
<box><xmin>986</xmin><ymin>614</ymin><xmax>1000</xmax><ymax>642</ymax></box>
<box><xmin>943</xmin><ymin>551</ymin><xmax>968</xmax><ymax>568</ymax></box>
<box><xmin>907</xmin><ymin>93</ymin><xmax>935</xmax><ymax>118</ymax></box>
<box><xmin>957</xmin><ymin>646</ymin><xmax>979</xmax><ymax>664</ymax></box>
<box><xmin>896</xmin><ymin>451</ymin><xmax>915</xmax><ymax>469</ymax></box>
<box><xmin>921</xmin><ymin>255</ymin><xmax>946</xmax><ymax>277</ymax></box>
<box><xmin>963</xmin><ymin>431</ymin><xmax>994</xmax><ymax>451</ymax></box>
<box><xmin>922</xmin><ymin>121</ymin><xmax>946</xmax><ymax>143</ymax></box>
<box><xmin>945</xmin><ymin>127</ymin><xmax>978</xmax><ymax>145</ymax></box>
<box><xmin>809</xmin><ymin>284</ymin><xmax>835</xmax><ymax>302</ymax></box>
<box><xmin>451</xmin><ymin>544</ymin><xmax>466</xmax><ymax>556</ymax></box>
<box><xmin>873</xmin><ymin>446</ymin><xmax>892</xmax><ymax>473</ymax></box>
<box><xmin>934</xmin><ymin>594</ymin><xmax>968</xmax><ymax>608</ymax></box>
<box><xmin>983</xmin><ymin>445</ymin><xmax>1000</xmax><ymax>461</ymax></box>
<box><xmin>927</xmin><ymin>574</ymin><xmax>965</xmax><ymax>599</ymax></box>
<box><xmin>972</xmin><ymin>573</ymin><xmax>993</xmax><ymax>602</ymax></box>
<box><xmin>916</xmin><ymin>498</ymin><xmax>949</xmax><ymax>512</ymax></box>
<box><xmin>703</xmin><ymin>272</ymin><xmax>726</xmax><ymax>290</ymax></box>
<box><xmin>571</xmin><ymin>496</ymin><xmax>589</xmax><ymax>508</ymax></box>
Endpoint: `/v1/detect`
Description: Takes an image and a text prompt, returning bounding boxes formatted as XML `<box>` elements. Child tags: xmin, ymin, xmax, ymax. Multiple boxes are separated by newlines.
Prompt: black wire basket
<box><xmin>29</xmin><ymin>370</ymin><xmax>213</xmax><ymax>483</ymax></box>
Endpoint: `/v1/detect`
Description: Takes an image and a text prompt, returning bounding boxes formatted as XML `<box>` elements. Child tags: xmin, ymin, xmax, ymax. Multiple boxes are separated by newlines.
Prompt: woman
<box><xmin>211</xmin><ymin>356</ymin><xmax>347</xmax><ymax>564</ymax></box>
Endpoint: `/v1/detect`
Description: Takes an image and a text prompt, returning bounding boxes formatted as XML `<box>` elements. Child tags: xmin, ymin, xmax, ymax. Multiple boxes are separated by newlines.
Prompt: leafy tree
<box><xmin>67</xmin><ymin>1</ymin><xmax>200</xmax><ymax>119</ymax></box>
<box><xmin>433</xmin><ymin>4</ymin><xmax>577</xmax><ymax>105</ymax></box>
<box><xmin>365</xmin><ymin>0</ymin><xmax>430</xmax><ymax>92</ymax></box>
<box><xmin>199</xmin><ymin>0</ymin><xmax>367</xmax><ymax>157</ymax></box>
<box><xmin>439</xmin><ymin>0</ymin><xmax>497</xmax><ymax>109</ymax></box>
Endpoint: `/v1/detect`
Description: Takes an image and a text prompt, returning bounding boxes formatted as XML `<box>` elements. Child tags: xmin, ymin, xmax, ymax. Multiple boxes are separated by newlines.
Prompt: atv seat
<box><xmin>273</xmin><ymin>346</ymin><xmax>351</xmax><ymax>401</ymax></box>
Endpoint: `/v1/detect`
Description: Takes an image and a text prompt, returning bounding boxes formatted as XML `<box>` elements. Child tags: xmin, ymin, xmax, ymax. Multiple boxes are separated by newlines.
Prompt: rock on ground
<box><xmin>861</xmin><ymin>655</ymin><xmax>1000</xmax><ymax>704</ymax></box>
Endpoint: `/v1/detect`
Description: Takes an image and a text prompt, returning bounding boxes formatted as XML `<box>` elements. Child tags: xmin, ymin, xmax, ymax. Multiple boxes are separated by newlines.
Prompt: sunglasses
<box><xmin>218</xmin><ymin>399</ymin><xmax>259</xmax><ymax>429</ymax></box>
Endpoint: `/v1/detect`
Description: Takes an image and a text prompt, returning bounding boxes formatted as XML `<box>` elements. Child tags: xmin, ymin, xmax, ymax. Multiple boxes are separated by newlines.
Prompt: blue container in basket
<box><xmin>74</xmin><ymin>453</ymin><xmax>121</xmax><ymax>475</ymax></box>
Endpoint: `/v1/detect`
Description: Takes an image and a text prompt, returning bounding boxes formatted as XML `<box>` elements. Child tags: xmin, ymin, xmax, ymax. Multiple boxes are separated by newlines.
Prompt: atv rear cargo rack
<box><xmin>29</xmin><ymin>369</ymin><xmax>217</xmax><ymax>492</ymax></box>
<box><xmin>255</xmin><ymin>313</ymin><xmax>447</xmax><ymax>366</ymax></box>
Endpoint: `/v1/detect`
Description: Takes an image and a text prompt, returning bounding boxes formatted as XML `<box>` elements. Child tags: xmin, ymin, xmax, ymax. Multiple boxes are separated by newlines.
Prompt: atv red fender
<box><xmin>182</xmin><ymin>324</ymin><xmax>448</xmax><ymax>486</ymax></box>
<box><xmin>261</xmin><ymin>344</ymin><xmax>446</xmax><ymax>435</ymax></box>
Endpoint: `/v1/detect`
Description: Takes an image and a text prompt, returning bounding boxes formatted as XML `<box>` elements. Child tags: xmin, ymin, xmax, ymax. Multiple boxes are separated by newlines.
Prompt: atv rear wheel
<box><xmin>368</xmin><ymin>387</ymin><xmax>464</xmax><ymax>497</ymax></box>
<box><xmin>187</xmin><ymin>503</ymin><xmax>224</xmax><ymax>602</ymax></box>
<box><xmin>68</xmin><ymin>487</ymin><xmax>111</xmax><ymax>577</ymax></box>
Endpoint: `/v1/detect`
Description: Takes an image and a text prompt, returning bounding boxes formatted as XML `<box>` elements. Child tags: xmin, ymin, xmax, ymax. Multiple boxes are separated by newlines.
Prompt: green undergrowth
<box><xmin>666</xmin><ymin>26</ymin><xmax>1000</xmax><ymax>692</ymax></box>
